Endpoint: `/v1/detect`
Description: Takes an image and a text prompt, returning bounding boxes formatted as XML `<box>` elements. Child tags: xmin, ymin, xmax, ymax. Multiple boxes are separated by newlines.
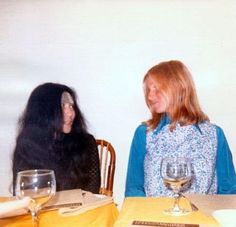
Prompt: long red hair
<box><xmin>143</xmin><ymin>60</ymin><xmax>209</xmax><ymax>130</ymax></box>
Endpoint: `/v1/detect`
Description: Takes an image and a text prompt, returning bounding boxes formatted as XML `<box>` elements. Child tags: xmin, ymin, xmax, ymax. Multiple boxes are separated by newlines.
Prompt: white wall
<box><xmin>1</xmin><ymin>0</ymin><xmax>236</xmax><ymax>206</ymax></box>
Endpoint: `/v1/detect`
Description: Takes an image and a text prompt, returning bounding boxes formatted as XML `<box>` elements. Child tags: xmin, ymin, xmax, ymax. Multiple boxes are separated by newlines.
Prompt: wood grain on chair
<box><xmin>96</xmin><ymin>139</ymin><xmax>116</xmax><ymax>196</ymax></box>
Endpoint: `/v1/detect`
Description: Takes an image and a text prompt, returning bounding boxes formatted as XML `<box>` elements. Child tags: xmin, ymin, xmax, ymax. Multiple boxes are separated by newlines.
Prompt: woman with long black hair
<box><xmin>12</xmin><ymin>82</ymin><xmax>100</xmax><ymax>194</ymax></box>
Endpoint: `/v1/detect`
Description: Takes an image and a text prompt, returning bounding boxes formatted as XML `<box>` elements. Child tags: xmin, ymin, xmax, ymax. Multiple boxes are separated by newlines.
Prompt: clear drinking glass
<box><xmin>15</xmin><ymin>169</ymin><xmax>56</xmax><ymax>227</ymax></box>
<box><xmin>160</xmin><ymin>157</ymin><xmax>192</xmax><ymax>216</ymax></box>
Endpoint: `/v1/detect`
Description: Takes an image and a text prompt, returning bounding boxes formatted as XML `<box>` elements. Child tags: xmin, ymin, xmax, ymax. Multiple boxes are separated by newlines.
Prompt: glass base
<box><xmin>163</xmin><ymin>208</ymin><xmax>191</xmax><ymax>216</ymax></box>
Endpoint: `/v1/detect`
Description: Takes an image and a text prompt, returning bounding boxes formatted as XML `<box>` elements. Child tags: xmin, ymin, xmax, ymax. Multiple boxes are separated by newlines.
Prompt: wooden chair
<box><xmin>96</xmin><ymin>139</ymin><xmax>116</xmax><ymax>196</ymax></box>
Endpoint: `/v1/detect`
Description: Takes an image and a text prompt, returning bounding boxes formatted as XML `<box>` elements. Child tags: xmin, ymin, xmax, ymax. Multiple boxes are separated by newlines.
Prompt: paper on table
<box><xmin>44</xmin><ymin>188</ymin><xmax>84</xmax><ymax>210</ymax></box>
<box><xmin>0</xmin><ymin>197</ymin><xmax>30</xmax><ymax>218</ymax></box>
<box><xmin>59</xmin><ymin>192</ymin><xmax>113</xmax><ymax>216</ymax></box>
<box><xmin>0</xmin><ymin>189</ymin><xmax>113</xmax><ymax>218</ymax></box>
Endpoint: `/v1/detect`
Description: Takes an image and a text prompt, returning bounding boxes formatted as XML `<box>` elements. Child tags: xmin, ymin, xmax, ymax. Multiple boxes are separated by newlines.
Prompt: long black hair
<box><xmin>12</xmin><ymin>83</ymin><xmax>100</xmax><ymax>193</ymax></box>
<box><xmin>18</xmin><ymin>82</ymin><xmax>87</xmax><ymax>137</ymax></box>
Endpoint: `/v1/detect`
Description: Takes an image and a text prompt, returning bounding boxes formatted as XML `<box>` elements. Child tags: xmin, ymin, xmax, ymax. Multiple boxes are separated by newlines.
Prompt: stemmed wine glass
<box><xmin>15</xmin><ymin>169</ymin><xmax>56</xmax><ymax>227</ymax></box>
<box><xmin>160</xmin><ymin>157</ymin><xmax>192</xmax><ymax>216</ymax></box>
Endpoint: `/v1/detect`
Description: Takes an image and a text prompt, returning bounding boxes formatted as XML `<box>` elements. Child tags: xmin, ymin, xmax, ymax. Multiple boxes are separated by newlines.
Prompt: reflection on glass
<box><xmin>161</xmin><ymin>157</ymin><xmax>192</xmax><ymax>216</ymax></box>
<box><xmin>15</xmin><ymin>169</ymin><xmax>56</xmax><ymax>227</ymax></box>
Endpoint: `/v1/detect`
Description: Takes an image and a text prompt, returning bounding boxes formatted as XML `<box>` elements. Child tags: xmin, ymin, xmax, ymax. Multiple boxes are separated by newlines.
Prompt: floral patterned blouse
<box><xmin>144</xmin><ymin>122</ymin><xmax>217</xmax><ymax>197</ymax></box>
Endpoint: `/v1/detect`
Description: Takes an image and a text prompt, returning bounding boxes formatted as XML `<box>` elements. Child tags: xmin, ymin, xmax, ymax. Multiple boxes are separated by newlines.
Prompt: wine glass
<box><xmin>15</xmin><ymin>169</ymin><xmax>56</xmax><ymax>227</ymax></box>
<box><xmin>160</xmin><ymin>157</ymin><xmax>192</xmax><ymax>216</ymax></box>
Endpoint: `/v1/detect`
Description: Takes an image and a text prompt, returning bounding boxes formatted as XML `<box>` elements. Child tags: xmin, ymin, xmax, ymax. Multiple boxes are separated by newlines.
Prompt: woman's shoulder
<box><xmin>214</xmin><ymin>125</ymin><xmax>228</xmax><ymax>142</ymax></box>
<box><xmin>205</xmin><ymin>123</ymin><xmax>225</xmax><ymax>137</ymax></box>
<box><xmin>71</xmin><ymin>131</ymin><xmax>95</xmax><ymax>139</ymax></box>
<box><xmin>214</xmin><ymin>125</ymin><xmax>224</xmax><ymax>134</ymax></box>
<box><xmin>82</xmin><ymin>132</ymin><xmax>96</xmax><ymax>140</ymax></box>
<box><xmin>63</xmin><ymin>131</ymin><xmax>95</xmax><ymax>149</ymax></box>
<box><xmin>200</xmin><ymin>122</ymin><xmax>228</xmax><ymax>144</ymax></box>
<box><xmin>132</xmin><ymin>123</ymin><xmax>147</xmax><ymax>142</ymax></box>
<box><xmin>134</xmin><ymin>123</ymin><xmax>147</xmax><ymax>134</ymax></box>
<box><xmin>198</xmin><ymin>122</ymin><xmax>224</xmax><ymax>134</ymax></box>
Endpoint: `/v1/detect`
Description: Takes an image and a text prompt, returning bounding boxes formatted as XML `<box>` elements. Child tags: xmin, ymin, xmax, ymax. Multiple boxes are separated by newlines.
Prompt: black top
<box><xmin>12</xmin><ymin>131</ymin><xmax>101</xmax><ymax>194</ymax></box>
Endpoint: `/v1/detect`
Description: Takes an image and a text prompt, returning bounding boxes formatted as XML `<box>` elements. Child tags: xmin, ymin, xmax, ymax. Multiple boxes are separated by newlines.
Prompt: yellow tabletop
<box><xmin>114</xmin><ymin>197</ymin><xmax>220</xmax><ymax>227</ymax></box>
<box><xmin>0</xmin><ymin>200</ymin><xmax>118</xmax><ymax>227</ymax></box>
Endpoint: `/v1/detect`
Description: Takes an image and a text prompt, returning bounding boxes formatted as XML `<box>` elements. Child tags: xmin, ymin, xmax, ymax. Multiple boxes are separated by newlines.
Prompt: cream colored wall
<box><xmin>0</xmin><ymin>0</ymin><xmax>236</xmax><ymax>206</ymax></box>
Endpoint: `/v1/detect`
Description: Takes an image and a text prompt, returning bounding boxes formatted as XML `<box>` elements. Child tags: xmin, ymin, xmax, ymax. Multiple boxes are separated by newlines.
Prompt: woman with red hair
<box><xmin>125</xmin><ymin>60</ymin><xmax>236</xmax><ymax>197</ymax></box>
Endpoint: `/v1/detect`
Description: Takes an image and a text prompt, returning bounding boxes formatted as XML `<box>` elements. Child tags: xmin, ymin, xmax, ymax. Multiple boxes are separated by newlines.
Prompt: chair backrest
<box><xmin>96</xmin><ymin>139</ymin><xmax>116</xmax><ymax>196</ymax></box>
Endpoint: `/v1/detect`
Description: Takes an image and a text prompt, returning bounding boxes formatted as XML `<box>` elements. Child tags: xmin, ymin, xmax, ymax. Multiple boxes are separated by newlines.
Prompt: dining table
<box><xmin>0</xmin><ymin>189</ymin><xmax>119</xmax><ymax>227</ymax></box>
<box><xmin>114</xmin><ymin>194</ymin><xmax>236</xmax><ymax>227</ymax></box>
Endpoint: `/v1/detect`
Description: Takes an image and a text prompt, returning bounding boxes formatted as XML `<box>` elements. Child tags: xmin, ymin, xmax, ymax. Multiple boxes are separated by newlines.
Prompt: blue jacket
<box><xmin>125</xmin><ymin>117</ymin><xmax>236</xmax><ymax>196</ymax></box>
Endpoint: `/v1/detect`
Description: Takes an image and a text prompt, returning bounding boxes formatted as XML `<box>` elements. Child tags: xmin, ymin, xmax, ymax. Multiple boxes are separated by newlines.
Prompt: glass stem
<box><xmin>172</xmin><ymin>193</ymin><xmax>181</xmax><ymax>212</ymax></box>
<box><xmin>31</xmin><ymin>210</ymin><xmax>39</xmax><ymax>227</ymax></box>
